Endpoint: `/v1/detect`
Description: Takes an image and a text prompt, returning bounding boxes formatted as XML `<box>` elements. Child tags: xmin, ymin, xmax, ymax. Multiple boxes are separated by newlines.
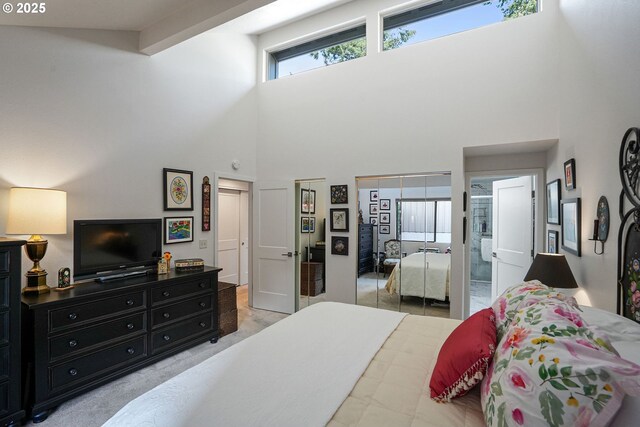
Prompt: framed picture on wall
<box><xmin>330</xmin><ymin>185</ymin><xmax>348</xmax><ymax>204</ymax></box>
<box><xmin>301</xmin><ymin>217</ymin><xmax>313</xmax><ymax>233</ymax></box>
<box><xmin>547</xmin><ymin>230</ymin><xmax>559</xmax><ymax>254</ymax></box>
<box><xmin>370</xmin><ymin>190</ymin><xmax>378</xmax><ymax>202</ymax></box>
<box><xmin>370</xmin><ymin>217</ymin><xmax>378</xmax><ymax>225</ymax></box>
<box><xmin>379</xmin><ymin>225</ymin><xmax>390</xmax><ymax>234</ymax></box>
<box><xmin>301</xmin><ymin>189</ymin><xmax>316</xmax><ymax>214</ymax></box>
<box><xmin>164</xmin><ymin>217</ymin><xmax>194</xmax><ymax>244</ymax></box>
<box><xmin>561</xmin><ymin>198</ymin><xmax>581</xmax><ymax>256</ymax></box>
<box><xmin>369</xmin><ymin>204</ymin><xmax>378</xmax><ymax>215</ymax></box>
<box><xmin>380</xmin><ymin>213</ymin><xmax>390</xmax><ymax>224</ymax></box>
<box><xmin>380</xmin><ymin>199</ymin><xmax>391</xmax><ymax>210</ymax></box>
<box><xmin>331</xmin><ymin>236</ymin><xmax>349</xmax><ymax>256</ymax></box>
<box><xmin>163</xmin><ymin>168</ymin><xmax>194</xmax><ymax>211</ymax></box>
<box><xmin>546</xmin><ymin>179</ymin><xmax>561</xmax><ymax>225</ymax></box>
<box><xmin>330</xmin><ymin>208</ymin><xmax>349</xmax><ymax>232</ymax></box>
<box><xmin>564</xmin><ymin>158</ymin><xmax>576</xmax><ymax>190</ymax></box>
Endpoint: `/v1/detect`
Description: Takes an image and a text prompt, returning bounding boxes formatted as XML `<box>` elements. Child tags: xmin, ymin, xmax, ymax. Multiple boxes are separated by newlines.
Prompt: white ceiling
<box><xmin>0</xmin><ymin>0</ymin><xmax>351</xmax><ymax>53</ymax></box>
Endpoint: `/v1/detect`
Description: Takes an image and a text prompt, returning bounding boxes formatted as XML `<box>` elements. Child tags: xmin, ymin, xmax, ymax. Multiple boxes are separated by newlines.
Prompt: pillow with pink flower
<box><xmin>481</xmin><ymin>298</ymin><xmax>640</xmax><ymax>427</ymax></box>
<box><xmin>491</xmin><ymin>280</ymin><xmax>580</xmax><ymax>341</ymax></box>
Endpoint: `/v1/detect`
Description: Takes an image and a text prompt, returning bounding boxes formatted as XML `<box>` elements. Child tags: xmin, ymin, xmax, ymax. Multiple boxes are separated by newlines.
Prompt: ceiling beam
<box><xmin>139</xmin><ymin>0</ymin><xmax>276</xmax><ymax>55</ymax></box>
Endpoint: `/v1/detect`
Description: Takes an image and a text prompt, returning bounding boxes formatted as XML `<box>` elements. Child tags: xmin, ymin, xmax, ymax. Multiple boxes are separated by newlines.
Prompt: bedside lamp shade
<box><xmin>6</xmin><ymin>187</ymin><xmax>67</xmax><ymax>294</ymax></box>
<box><xmin>524</xmin><ymin>253</ymin><xmax>578</xmax><ymax>289</ymax></box>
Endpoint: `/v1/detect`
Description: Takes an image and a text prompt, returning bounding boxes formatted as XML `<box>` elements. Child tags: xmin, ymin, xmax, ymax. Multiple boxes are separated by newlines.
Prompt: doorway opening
<box><xmin>468</xmin><ymin>173</ymin><xmax>540</xmax><ymax>316</ymax></box>
<box><xmin>355</xmin><ymin>173</ymin><xmax>452</xmax><ymax>317</ymax></box>
<box><xmin>295</xmin><ymin>179</ymin><xmax>327</xmax><ymax>311</ymax></box>
<box><xmin>217</xmin><ymin>178</ymin><xmax>250</xmax><ymax>309</ymax></box>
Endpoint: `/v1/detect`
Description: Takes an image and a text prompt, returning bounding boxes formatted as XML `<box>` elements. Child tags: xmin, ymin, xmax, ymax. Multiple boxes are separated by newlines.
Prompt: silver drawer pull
<box><xmin>163</xmin><ymin>335</ymin><xmax>170</xmax><ymax>341</ymax></box>
<box><xmin>127</xmin><ymin>347</ymin><xmax>135</xmax><ymax>355</ymax></box>
<box><xmin>162</xmin><ymin>291</ymin><xmax>170</xmax><ymax>297</ymax></box>
<box><xmin>126</xmin><ymin>299</ymin><xmax>135</xmax><ymax>306</ymax></box>
<box><xmin>69</xmin><ymin>368</ymin><xmax>78</xmax><ymax>376</ymax></box>
<box><xmin>199</xmin><ymin>302</ymin><xmax>206</xmax><ymax>308</ymax></box>
<box><xmin>68</xmin><ymin>339</ymin><xmax>78</xmax><ymax>348</ymax></box>
<box><xmin>199</xmin><ymin>282</ymin><xmax>206</xmax><ymax>289</ymax></box>
<box><xmin>68</xmin><ymin>313</ymin><xmax>78</xmax><ymax>320</ymax></box>
<box><xmin>127</xmin><ymin>323</ymin><xmax>134</xmax><ymax>330</ymax></box>
<box><xmin>199</xmin><ymin>322</ymin><xmax>206</xmax><ymax>328</ymax></box>
<box><xmin>163</xmin><ymin>312</ymin><xmax>170</xmax><ymax>319</ymax></box>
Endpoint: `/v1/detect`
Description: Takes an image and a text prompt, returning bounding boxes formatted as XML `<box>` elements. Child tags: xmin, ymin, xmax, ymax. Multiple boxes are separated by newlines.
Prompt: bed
<box><xmin>384</xmin><ymin>252</ymin><xmax>450</xmax><ymax>301</ymax></box>
<box><xmin>103</xmin><ymin>296</ymin><xmax>640</xmax><ymax>427</ymax></box>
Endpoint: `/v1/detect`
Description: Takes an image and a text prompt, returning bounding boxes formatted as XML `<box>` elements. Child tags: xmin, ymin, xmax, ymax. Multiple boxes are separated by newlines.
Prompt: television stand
<box><xmin>21</xmin><ymin>267</ymin><xmax>221</xmax><ymax>422</ymax></box>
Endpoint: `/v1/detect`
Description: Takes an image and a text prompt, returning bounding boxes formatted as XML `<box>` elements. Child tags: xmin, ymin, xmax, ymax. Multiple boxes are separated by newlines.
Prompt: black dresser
<box><xmin>0</xmin><ymin>238</ymin><xmax>25</xmax><ymax>427</ymax></box>
<box><xmin>21</xmin><ymin>267</ymin><xmax>221</xmax><ymax>422</ymax></box>
<box><xmin>358</xmin><ymin>224</ymin><xmax>373</xmax><ymax>276</ymax></box>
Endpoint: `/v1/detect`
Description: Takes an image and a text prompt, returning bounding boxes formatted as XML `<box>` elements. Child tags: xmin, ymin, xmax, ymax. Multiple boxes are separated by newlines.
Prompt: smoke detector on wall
<box><xmin>232</xmin><ymin>160</ymin><xmax>240</xmax><ymax>170</ymax></box>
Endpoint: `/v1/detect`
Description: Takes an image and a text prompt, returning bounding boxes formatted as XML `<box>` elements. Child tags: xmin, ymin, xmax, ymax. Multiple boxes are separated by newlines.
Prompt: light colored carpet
<box><xmin>356</xmin><ymin>272</ymin><xmax>450</xmax><ymax>318</ymax></box>
<box><xmin>26</xmin><ymin>285</ymin><xmax>287</xmax><ymax>426</ymax></box>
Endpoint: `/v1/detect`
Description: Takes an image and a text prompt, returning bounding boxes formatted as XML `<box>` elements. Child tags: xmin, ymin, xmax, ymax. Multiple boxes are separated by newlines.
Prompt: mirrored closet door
<box><xmin>296</xmin><ymin>179</ymin><xmax>327</xmax><ymax>310</ymax></box>
<box><xmin>356</xmin><ymin>173</ymin><xmax>451</xmax><ymax>318</ymax></box>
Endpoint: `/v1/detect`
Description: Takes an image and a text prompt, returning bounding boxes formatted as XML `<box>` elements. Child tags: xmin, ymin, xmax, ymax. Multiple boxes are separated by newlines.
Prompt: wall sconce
<box><xmin>588</xmin><ymin>196</ymin><xmax>609</xmax><ymax>255</ymax></box>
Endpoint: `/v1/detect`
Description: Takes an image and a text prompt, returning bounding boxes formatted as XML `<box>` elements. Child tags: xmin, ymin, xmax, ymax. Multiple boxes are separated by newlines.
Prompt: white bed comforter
<box><xmin>385</xmin><ymin>253</ymin><xmax>450</xmax><ymax>300</ymax></box>
<box><xmin>103</xmin><ymin>302</ymin><xmax>406</xmax><ymax>427</ymax></box>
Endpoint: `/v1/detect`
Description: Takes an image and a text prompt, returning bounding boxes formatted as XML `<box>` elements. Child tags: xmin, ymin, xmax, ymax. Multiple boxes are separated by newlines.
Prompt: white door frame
<box><xmin>214</xmin><ymin>173</ymin><xmax>255</xmax><ymax>306</ymax></box>
<box><xmin>463</xmin><ymin>168</ymin><xmax>544</xmax><ymax>319</ymax></box>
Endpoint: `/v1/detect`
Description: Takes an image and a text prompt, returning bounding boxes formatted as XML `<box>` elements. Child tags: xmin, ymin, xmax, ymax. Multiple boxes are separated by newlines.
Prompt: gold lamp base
<box><xmin>22</xmin><ymin>236</ymin><xmax>51</xmax><ymax>295</ymax></box>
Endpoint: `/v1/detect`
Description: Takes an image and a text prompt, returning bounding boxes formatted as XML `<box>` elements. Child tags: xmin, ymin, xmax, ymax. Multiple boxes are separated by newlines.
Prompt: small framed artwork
<box><xmin>164</xmin><ymin>168</ymin><xmax>194</xmax><ymax>211</ymax></box>
<box><xmin>370</xmin><ymin>217</ymin><xmax>378</xmax><ymax>225</ymax></box>
<box><xmin>561</xmin><ymin>198</ymin><xmax>581</xmax><ymax>256</ymax></box>
<box><xmin>546</xmin><ymin>179</ymin><xmax>561</xmax><ymax>225</ymax></box>
<box><xmin>379</xmin><ymin>225</ymin><xmax>390</xmax><ymax>234</ymax></box>
<box><xmin>330</xmin><ymin>208</ymin><xmax>349</xmax><ymax>232</ymax></box>
<box><xmin>370</xmin><ymin>190</ymin><xmax>378</xmax><ymax>202</ymax></box>
<box><xmin>380</xmin><ymin>213</ymin><xmax>390</xmax><ymax>224</ymax></box>
<box><xmin>547</xmin><ymin>230</ymin><xmax>559</xmax><ymax>254</ymax></box>
<box><xmin>301</xmin><ymin>189</ymin><xmax>316</xmax><ymax>214</ymax></box>
<box><xmin>380</xmin><ymin>199</ymin><xmax>391</xmax><ymax>210</ymax></box>
<box><xmin>164</xmin><ymin>217</ymin><xmax>194</xmax><ymax>244</ymax></box>
<box><xmin>564</xmin><ymin>159</ymin><xmax>576</xmax><ymax>191</ymax></box>
<box><xmin>330</xmin><ymin>185</ymin><xmax>348</xmax><ymax>204</ymax></box>
<box><xmin>369</xmin><ymin>204</ymin><xmax>378</xmax><ymax>215</ymax></box>
<box><xmin>331</xmin><ymin>236</ymin><xmax>349</xmax><ymax>256</ymax></box>
<box><xmin>301</xmin><ymin>217</ymin><xmax>316</xmax><ymax>233</ymax></box>
<box><xmin>202</xmin><ymin>176</ymin><xmax>211</xmax><ymax>231</ymax></box>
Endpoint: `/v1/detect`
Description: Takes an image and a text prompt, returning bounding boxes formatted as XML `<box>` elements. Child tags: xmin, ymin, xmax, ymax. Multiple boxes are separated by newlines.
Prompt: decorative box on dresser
<box><xmin>21</xmin><ymin>267</ymin><xmax>221</xmax><ymax>422</ymax></box>
<box><xmin>0</xmin><ymin>238</ymin><xmax>25</xmax><ymax>427</ymax></box>
<box><xmin>358</xmin><ymin>224</ymin><xmax>373</xmax><ymax>276</ymax></box>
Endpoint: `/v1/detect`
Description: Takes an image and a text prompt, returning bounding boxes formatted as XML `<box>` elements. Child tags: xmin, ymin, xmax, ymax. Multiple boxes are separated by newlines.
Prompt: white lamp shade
<box><xmin>6</xmin><ymin>187</ymin><xmax>67</xmax><ymax>235</ymax></box>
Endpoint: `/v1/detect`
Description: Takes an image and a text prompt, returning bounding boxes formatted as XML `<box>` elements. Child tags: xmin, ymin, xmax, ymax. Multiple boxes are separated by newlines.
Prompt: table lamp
<box><xmin>6</xmin><ymin>187</ymin><xmax>67</xmax><ymax>294</ymax></box>
<box><xmin>524</xmin><ymin>253</ymin><xmax>578</xmax><ymax>289</ymax></box>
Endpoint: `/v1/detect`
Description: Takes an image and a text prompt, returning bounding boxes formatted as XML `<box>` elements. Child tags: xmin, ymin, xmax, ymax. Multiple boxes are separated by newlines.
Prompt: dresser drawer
<box><xmin>152</xmin><ymin>277</ymin><xmax>212</xmax><ymax>305</ymax></box>
<box><xmin>50</xmin><ymin>336</ymin><xmax>146</xmax><ymax>392</ymax></box>
<box><xmin>152</xmin><ymin>313</ymin><xmax>213</xmax><ymax>353</ymax></box>
<box><xmin>50</xmin><ymin>313</ymin><xmax>146</xmax><ymax>360</ymax></box>
<box><xmin>50</xmin><ymin>291</ymin><xmax>146</xmax><ymax>332</ymax></box>
<box><xmin>0</xmin><ymin>277</ymin><xmax>8</xmax><ymax>310</ymax></box>
<box><xmin>0</xmin><ymin>380</ymin><xmax>7</xmax><ymax>415</ymax></box>
<box><xmin>0</xmin><ymin>313</ymin><xmax>7</xmax><ymax>345</ymax></box>
<box><xmin>0</xmin><ymin>250</ymin><xmax>9</xmax><ymax>274</ymax></box>
<box><xmin>151</xmin><ymin>295</ymin><xmax>212</xmax><ymax>327</ymax></box>
<box><xmin>0</xmin><ymin>346</ymin><xmax>7</xmax><ymax>381</ymax></box>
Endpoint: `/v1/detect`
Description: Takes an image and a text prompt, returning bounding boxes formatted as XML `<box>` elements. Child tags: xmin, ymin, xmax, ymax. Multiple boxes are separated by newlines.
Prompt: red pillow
<box><xmin>429</xmin><ymin>308</ymin><xmax>497</xmax><ymax>402</ymax></box>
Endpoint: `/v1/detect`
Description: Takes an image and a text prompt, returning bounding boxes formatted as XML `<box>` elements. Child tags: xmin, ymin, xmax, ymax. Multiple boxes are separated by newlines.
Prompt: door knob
<box><xmin>492</xmin><ymin>252</ymin><xmax>497</xmax><ymax>258</ymax></box>
<box><xmin>281</xmin><ymin>252</ymin><xmax>293</xmax><ymax>257</ymax></box>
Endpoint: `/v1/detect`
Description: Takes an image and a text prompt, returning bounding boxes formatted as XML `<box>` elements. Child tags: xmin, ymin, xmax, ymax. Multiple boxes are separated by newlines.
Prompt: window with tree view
<box><xmin>397</xmin><ymin>200</ymin><xmax>452</xmax><ymax>243</ymax></box>
<box><xmin>383</xmin><ymin>0</ymin><xmax>538</xmax><ymax>51</ymax></box>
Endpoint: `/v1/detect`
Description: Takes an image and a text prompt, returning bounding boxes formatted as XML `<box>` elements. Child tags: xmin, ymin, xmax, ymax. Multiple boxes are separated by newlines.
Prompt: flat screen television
<box><xmin>74</xmin><ymin>219</ymin><xmax>162</xmax><ymax>280</ymax></box>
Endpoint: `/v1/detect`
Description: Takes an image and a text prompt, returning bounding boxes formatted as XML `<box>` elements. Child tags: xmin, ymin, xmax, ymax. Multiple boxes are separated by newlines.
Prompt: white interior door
<box><xmin>492</xmin><ymin>176</ymin><xmax>533</xmax><ymax>299</ymax></box>
<box><xmin>240</xmin><ymin>191</ymin><xmax>249</xmax><ymax>285</ymax></box>
<box><xmin>218</xmin><ymin>189</ymin><xmax>240</xmax><ymax>285</ymax></box>
<box><xmin>253</xmin><ymin>181</ymin><xmax>295</xmax><ymax>314</ymax></box>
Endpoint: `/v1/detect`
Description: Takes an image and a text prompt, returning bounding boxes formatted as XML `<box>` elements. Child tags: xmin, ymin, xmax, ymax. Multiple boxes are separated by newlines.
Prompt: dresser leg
<box><xmin>210</xmin><ymin>337</ymin><xmax>218</xmax><ymax>343</ymax></box>
<box><xmin>32</xmin><ymin>410</ymin><xmax>52</xmax><ymax>423</ymax></box>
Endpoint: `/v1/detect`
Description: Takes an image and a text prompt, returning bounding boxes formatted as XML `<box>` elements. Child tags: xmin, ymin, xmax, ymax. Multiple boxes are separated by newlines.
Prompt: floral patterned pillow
<box><xmin>492</xmin><ymin>280</ymin><xmax>580</xmax><ymax>341</ymax></box>
<box><xmin>481</xmin><ymin>299</ymin><xmax>640</xmax><ymax>427</ymax></box>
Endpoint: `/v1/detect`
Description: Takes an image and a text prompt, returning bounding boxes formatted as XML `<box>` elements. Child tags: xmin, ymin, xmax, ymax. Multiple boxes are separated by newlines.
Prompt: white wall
<box><xmin>545</xmin><ymin>0</ymin><xmax>640</xmax><ymax>311</ymax></box>
<box><xmin>256</xmin><ymin>0</ymin><xmax>560</xmax><ymax>316</ymax></box>
<box><xmin>0</xmin><ymin>26</ymin><xmax>259</xmax><ymax>276</ymax></box>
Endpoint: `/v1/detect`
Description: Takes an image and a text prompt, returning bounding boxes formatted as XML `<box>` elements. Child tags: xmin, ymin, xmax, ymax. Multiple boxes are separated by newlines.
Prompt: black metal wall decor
<box><xmin>617</xmin><ymin>127</ymin><xmax>640</xmax><ymax>323</ymax></box>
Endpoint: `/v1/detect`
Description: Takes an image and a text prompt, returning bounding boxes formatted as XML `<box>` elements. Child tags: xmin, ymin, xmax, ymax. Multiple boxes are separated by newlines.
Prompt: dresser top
<box><xmin>0</xmin><ymin>237</ymin><xmax>26</xmax><ymax>247</ymax></box>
